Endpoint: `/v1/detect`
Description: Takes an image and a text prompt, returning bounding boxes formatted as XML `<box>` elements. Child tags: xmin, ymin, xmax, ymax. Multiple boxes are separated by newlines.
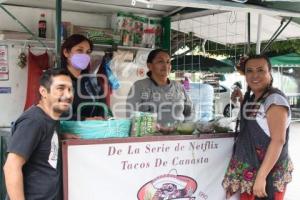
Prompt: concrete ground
<box><xmin>285</xmin><ymin>121</ymin><xmax>300</xmax><ymax>200</ymax></box>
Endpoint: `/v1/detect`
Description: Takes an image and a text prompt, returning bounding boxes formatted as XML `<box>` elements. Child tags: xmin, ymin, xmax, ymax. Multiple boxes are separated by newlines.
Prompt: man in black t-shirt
<box><xmin>3</xmin><ymin>68</ymin><xmax>73</xmax><ymax>200</ymax></box>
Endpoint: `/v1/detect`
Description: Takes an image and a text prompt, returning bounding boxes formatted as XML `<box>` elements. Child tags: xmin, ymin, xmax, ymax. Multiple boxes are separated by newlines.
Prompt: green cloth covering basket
<box><xmin>60</xmin><ymin>119</ymin><xmax>131</xmax><ymax>139</ymax></box>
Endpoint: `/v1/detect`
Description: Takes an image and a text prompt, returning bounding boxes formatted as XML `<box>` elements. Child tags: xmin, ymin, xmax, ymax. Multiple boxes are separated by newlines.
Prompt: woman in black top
<box><xmin>61</xmin><ymin>34</ymin><xmax>108</xmax><ymax>121</ymax></box>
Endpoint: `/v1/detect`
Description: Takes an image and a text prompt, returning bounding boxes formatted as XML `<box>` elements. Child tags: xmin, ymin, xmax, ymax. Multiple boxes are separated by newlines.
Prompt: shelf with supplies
<box><xmin>93</xmin><ymin>43</ymin><xmax>153</xmax><ymax>52</ymax></box>
<box><xmin>0</xmin><ymin>38</ymin><xmax>153</xmax><ymax>52</ymax></box>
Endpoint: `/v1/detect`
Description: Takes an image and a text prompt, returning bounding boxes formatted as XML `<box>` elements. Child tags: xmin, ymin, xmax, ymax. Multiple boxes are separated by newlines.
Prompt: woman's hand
<box><xmin>226</xmin><ymin>190</ymin><xmax>233</xmax><ymax>199</ymax></box>
<box><xmin>231</xmin><ymin>88</ymin><xmax>243</xmax><ymax>103</ymax></box>
<box><xmin>253</xmin><ymin>176</ymin><xmax>268</xmax><ymax>198</ymax></box>
<box><xmin>62</xmin><ymin>133</ymin><xmax>80</xmax><ymax>139</ymax></box>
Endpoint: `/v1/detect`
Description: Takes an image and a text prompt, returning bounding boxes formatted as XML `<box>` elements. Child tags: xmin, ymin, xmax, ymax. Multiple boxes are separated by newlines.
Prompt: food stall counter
<box><xmin>62</xmin><ymin>133</ymin><xmax>236</xmax><ymax>200</ymax></box>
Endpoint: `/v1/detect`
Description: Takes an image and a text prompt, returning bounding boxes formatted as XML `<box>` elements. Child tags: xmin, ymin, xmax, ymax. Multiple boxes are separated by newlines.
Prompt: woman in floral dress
<box><xmin>222</xmin><ymin>55</ymin><xmax>293</xmax><ymax>200</ymax></box>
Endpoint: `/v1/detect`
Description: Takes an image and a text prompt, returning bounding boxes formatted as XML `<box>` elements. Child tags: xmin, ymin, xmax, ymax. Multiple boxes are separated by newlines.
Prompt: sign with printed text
<box><xmin>0</xmin><ymin>87</ymin><xmax>11</xmax><ymax>94</ymax></box>
<box><xmin>0</xmin><ymin>45</ymin><xmax>9</xmax><ymax>80</ymax></box>
<box><xmin>65</xmin><ymin>137</ymin><xmax>238</xmax><ymax>200</ymax></box>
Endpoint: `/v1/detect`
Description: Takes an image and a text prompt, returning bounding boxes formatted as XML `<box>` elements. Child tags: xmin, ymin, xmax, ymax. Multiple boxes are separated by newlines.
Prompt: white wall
<box><xmin>0</xmin><ymin>43</ymin><xmax>27</xmax><ymax>127</ymax></box>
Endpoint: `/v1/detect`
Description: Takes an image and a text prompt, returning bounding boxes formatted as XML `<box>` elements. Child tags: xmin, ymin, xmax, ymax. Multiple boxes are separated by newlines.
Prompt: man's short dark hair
<box><xmin>39</xmin><ymin>68</ymin><xmax>70</xmax><ymax>93</ymax></box>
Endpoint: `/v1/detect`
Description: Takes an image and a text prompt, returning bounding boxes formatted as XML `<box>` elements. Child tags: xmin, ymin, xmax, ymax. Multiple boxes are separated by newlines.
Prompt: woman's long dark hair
<box><xmin>61</xmin><ymin>34</ymin><xmax>93</xmax><ymax>68</ymax></box>
<box><xmin>146</xmin><ymin>48</ymin><xmax>170</xmax><ymax>64</ymax></box>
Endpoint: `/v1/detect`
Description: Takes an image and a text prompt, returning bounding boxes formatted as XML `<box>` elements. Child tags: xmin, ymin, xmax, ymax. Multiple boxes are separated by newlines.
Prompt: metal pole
<box><xmin>55</xmin><ymin>0</ymin><xmax>62</xmax><ymax>68</ymax></box>
<box><xmin>261</xmin><ymin>17</ymin><xmax>292</xmax><ymax>54</ymax></box>
<box><xmin>256</xmin><ymin>14</ymin><xmax>262</xmax><ymax>55</ymax></box>
<box><xmin>247</xmin><ymin>13</ymin><xmax>251</xmax><ymax>55</ymax></box>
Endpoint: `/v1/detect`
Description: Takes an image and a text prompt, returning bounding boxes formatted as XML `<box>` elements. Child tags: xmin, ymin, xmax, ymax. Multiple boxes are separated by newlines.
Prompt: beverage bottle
<box><xmin>38</xmin><ymin>13</ymin><xmax>47</xmax><ymax>38</ymax></box>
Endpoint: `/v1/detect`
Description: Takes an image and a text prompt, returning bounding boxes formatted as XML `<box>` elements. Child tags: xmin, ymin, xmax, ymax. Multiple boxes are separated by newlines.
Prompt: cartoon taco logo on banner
<box><xmin>137</xmin><ymin>170</ymin><xmax>197</xmax><ymax>200</ymax></box>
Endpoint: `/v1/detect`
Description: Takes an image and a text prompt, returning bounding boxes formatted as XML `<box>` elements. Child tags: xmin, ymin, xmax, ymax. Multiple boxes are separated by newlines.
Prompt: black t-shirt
<box><xmin>65</xmin><ymin>70</ymin><xmax>107</xmax><ymax>120</ymax></box>
<box><xmin>7</xmin><ymin>106</ymin><xmax>60</xmax><ymax>200</ymax></box>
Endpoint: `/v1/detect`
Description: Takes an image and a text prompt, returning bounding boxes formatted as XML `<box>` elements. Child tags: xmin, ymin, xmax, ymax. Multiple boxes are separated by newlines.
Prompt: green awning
<box><xmin>271</xmin><ymin>53</ymin><xmax>300</xmax><ymax>68</ymax></box>
<box><xmin>171</xmin><ymin>55</ymin><xmax>234</xmax><ymax>73</ymax></box>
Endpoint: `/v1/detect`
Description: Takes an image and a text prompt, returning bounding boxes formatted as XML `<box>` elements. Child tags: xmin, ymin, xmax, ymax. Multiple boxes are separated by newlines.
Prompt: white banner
<box><xmin>66</xmin><ymin>137</ymin><xmax>237</xmax><ymax>200</ymax></box>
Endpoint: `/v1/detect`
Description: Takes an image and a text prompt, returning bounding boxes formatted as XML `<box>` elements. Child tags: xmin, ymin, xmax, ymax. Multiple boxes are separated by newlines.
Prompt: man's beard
<box><xmin>53</xmin><ymin>96</ymin><xmax>72</xmax><ymax>113</ymax></box>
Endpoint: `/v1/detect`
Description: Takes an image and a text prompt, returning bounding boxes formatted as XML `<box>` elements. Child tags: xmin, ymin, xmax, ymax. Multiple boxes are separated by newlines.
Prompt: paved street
<box><xmin>285</xmin><ymin>121</ymin><xmax>300</xmax><ymax>200</ymax></box>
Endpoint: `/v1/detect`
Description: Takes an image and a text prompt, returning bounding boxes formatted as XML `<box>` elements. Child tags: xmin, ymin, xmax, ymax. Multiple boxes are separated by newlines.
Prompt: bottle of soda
<box><xmin>38</xmin><ymin>13</ymin><xmax>47</xmax><ymax>38</ymax></box>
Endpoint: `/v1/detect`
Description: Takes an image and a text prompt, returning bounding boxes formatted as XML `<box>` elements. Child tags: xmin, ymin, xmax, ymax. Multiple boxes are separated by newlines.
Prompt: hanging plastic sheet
<box><xmin>24</xmin><ymin>49</ymin><xmax>49</xmax><ymax>110</ymax></box>
<box><xmin>103</xmin><ymin>57</ymin><xmax>120</xmax><ymax>90</ymax></box>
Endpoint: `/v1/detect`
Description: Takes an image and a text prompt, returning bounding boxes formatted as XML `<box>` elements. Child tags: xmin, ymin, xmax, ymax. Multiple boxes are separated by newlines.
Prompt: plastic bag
<box><xmin>60</xmin><ymin>119</ymin><xmax>131</xmax><ymax>139</ymax></box>
<box><xmin>130</xmin><ymin>112</ymin><xmax>157</xmax><ymax>137</ymax></box>
<box><xmin>103</xmin><ymin>58</ymin><xmax>120</xmax><ymax>90</ymax></box>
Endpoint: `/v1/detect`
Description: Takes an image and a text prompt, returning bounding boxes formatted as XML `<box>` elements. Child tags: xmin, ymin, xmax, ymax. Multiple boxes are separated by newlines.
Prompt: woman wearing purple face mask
<box><xmin>61</xmin><ymin>34</ymin><xmax>109</xmax><ymax>123</ymax></box>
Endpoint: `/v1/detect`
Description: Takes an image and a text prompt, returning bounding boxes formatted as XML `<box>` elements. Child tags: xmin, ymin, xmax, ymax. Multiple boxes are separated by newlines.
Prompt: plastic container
<box><xmin>176</xmin><ymin>122</ymin><xmax>196</xmax><ymax>135</ymax></box>
<box><xmin>189</xmin><ymin>83</ymin><xmax>214</xmax><ymax>121</ymax></box>
<box><xmin>38</xmin><ymin>13</ymin><xmax>46</xmax><ymax>38</ymax></box>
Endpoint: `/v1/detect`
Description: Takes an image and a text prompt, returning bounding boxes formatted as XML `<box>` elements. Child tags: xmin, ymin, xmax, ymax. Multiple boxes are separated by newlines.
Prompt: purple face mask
<box><xmin>70</xmin><ymin>53</ymin><xmax>91</xmax><ymax>70</ymax></box>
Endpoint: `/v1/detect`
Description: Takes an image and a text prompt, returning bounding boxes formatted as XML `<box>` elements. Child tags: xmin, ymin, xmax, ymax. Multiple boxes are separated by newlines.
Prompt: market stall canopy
<box><xmin>230</xmin><ymin>0</ymin><xmax>300</xmax><ymax>14</ymax></box>
<box><xmin>171</xmin><ymin>11</ymin><xmax>300</xmax><ymax>45</ymax></box>
<box><xmin>0</xmin><ymin>0</ymin><xmax>177</xmax><ymax>16</ymax></box>
<box><xmin>1</xmin><ymin>0</ymin><xmax>300</xmax><ymax>18</ymax></box>
<box><xmin>152</xmin><ymin>0</ymin><xmax>300</xmax><ymax>17</ymax></box>
<box><xmin>148</xmin><ymin>0</ymin><xmax>300</xmax><ymax>45</ymax></box>
<box><xmin>1</xmin><ymin>0</ymin><xmax>300</xmax><ymax>48</ymax></box>
<box><xmin>171</xmin><ymin>55</ymin><xmax>234</xmax><ymax>73</ymax></box>
<box><xmin>271</xmin><ymin>53</ymin><xmax>300</xmax><ymax>68</ymax></box>
<box><xmin>229</xmin><ymin>0</ymin><xmax>300</xmax><ymax>25</ymax></box>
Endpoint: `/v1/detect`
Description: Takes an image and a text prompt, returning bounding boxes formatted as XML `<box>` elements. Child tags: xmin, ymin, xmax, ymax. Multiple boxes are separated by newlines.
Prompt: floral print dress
<box><xmin>222</xmin><ymin>88</ymin><xmax>293</xmax><ymax>198</ymax></box>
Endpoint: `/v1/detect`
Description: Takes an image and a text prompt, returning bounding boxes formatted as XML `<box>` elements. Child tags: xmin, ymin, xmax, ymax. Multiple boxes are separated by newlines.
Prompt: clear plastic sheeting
<box><xmin>189</xmin><ymin>83</ymin><xmax>214</xmax><ymax>122</ymax></box>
